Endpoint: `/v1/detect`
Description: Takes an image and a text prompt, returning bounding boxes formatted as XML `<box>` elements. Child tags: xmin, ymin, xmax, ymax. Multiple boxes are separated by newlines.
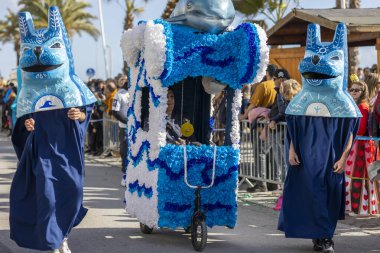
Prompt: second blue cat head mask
<box><xmin>286</xmin><ymin>23</ymin><xmax>360</xmax><ymax>118</ymax></box>
<box><xmin>17</xmin><ymin>6</ymin><xmax>96</xmax><ymax>117</ymax></box>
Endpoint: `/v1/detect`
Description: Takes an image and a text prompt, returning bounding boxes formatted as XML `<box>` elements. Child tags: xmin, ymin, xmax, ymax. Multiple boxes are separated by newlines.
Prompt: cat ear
<box><xmin>18</xmin><ymin>12</ymin><xmax>35</xmax><ymax>42</ymax></box>
<box><xmin>47</xmin><ymin>6</ymin><xmax>64</xmax><ymax>32</ymax></box>
<box><xmin>332</xmin><ymin>23</ymin><xmax>346</xmax><ymax>49</ymax></box>
<box><xmin>306</xmin><ymin>24</ymin><xmax>321</xmax><ymax>51</ymax></box>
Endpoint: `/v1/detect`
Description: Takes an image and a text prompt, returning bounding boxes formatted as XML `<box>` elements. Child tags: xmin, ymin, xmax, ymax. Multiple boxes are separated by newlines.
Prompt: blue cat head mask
<box><xmin>300</xmin><ymin>23</ymin><xmax>347</xmax><ymax>90</ymax></box>
<box><xmin>17</xmin><ymin>6</ymin><xmax>96</xmax><ymax>117</ymax></box>
<box><xmin>286</xmin><ymin>23</ymin><xmax>360</xmax><ymax>118</ymax></box>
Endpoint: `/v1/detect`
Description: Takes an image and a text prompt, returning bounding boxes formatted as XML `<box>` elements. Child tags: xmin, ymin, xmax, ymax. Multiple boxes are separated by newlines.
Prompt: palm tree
<box><xmin>122</xmin><ymin>0</ymin><xmax>146</xmax><ymax>31</ymax></box>
<box><xmin>349</xmin><ymin>0</ymin><xmax>360</xmax><ymax>8</ymax></box>
<box><xmin>161</xmin><ymin>0</ymin><xmax>179</xmax><ymax>19</ymax></box>
<box><xmin>107</xmin><ymin>0</ymin><xmax>148</xmax><ymax>73</ymax></box>
<box><xmin>233</xmin><ymin>0</ymin><xmax>300</xmax><ymax>25</ymax></box>
<box><xmin>336</xmin><ymin>0</ymin><xmax>361</xmax><ymax>74</ymax></box>
<box><xmin>348</xmin><ymin>0</ymin><xmax>360</xmax><ymax>74</ymax></box>
<box><xmin>19</xmin><ymin>0</ymin><xmax>100</xmax><ymax>40</ymax></box>
<box><xmin>0</xmin><ymin>9</ymin><xmax>21</xmax><ymax>64</ymax></box>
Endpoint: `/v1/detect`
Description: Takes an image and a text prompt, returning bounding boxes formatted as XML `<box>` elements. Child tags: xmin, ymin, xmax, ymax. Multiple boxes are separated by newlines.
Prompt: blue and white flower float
<box><xmin>120</xmin><ymin>0</ymin><xmax>269</xmax><ymax>243</ymax></box>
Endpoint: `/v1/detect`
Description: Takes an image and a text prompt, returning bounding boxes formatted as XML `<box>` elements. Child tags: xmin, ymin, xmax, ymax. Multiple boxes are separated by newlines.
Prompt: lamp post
<box><xmin>106</xmin><ymin>45</ymin><xmax>112</xmax><ymax>78</ymax></box>
<box><xmin>97</xmin><ymin>0</ymin><xmax>110</xmax><ymax>79</ymax></box>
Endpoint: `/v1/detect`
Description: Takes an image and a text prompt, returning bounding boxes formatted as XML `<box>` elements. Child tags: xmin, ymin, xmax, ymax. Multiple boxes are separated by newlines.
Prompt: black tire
<box><xmin>191</xmin><ymin>219</ymin><xmax>207</xmax><ymax>251</ymax></box>
<box><xmin>140</xmin><ymin>222</ymin><xmax>153</xmax><ymax>234</ymax></box>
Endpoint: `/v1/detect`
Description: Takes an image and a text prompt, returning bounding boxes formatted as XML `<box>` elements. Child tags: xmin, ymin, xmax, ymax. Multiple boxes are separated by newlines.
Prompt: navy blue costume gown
<box><xmin>278</xmin><ymin>115</ymin><xmax>358</xmax><ymax>239</ymax></box>
<box><xmin>10</xmin><ymin>105</ymin><xmax>93</xmax><ymax>250</ymax></box>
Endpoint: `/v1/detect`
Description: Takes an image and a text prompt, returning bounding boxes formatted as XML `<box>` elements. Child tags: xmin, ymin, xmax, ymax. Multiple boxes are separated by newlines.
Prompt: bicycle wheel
<box><xmin>140</xmin><ymin>222</ymin><xmax>153</xmax><ymax>234</ymax></box>
<box><xmin>191</xmin><ymin>218</ymin><xmax>207</xmax><ymax>251</ymax></box>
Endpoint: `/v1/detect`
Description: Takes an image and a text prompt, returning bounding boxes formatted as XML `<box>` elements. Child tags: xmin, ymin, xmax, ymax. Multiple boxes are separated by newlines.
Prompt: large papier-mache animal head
<box><xmin>300</xmin><ymin>23</ymin><xmax>347</xmax><ymax>90</ymax></box>
<box><xmin>17</xmin><ymin>6</ymin><xmax>96</xmax><ymax>117</ymax></box>
<box><xmin>166</xmin><ymin>0</ymin><xmax>235</xmax><ymax>34</ymax></box>
<box><xmin>286</xmin><ymin>23</ymin><xmax>360</xmax><ymax>118</ymax></box>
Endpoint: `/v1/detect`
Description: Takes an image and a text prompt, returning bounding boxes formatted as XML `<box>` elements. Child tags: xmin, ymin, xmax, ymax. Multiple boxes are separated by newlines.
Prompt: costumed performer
<box><xmin>278</xmin><ymin>23</ymin><xmax>361</xmax><ymax>253</ymax></box>
<box><xmin>10</xmin><ymin>6</ymin><xmax>96</xmax><ymax>253</ymax></box>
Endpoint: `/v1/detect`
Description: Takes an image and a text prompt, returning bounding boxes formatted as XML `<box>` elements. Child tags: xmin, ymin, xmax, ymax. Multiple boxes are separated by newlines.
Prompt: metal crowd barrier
<box><xmin>239</xmin><ymin>120</ymin><xmax>287</xmax><ymax>187</ymax></box>
<box><xmin>239</xmin><ymin>120</ymin><xmax>380</xmax><ymax>188</ymax></box>
<box><xmin>102</xmin><ymin>114</ymin><xmax>120</xmax><ymax>155</ymax></box>
<box><xmin>85</xmin><ymin>116</ymin><xmax>120</xmax><ymax>156</ymax></box>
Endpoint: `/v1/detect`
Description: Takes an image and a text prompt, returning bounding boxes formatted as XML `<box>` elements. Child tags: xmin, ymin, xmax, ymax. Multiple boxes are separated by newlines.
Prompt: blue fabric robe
<box><xmin>278</xmin><ymin>115</ymin><xmax>358</xmax><ymax>239</ymax></box>
<box><xmin>10</xmin><ymin>105</ymin><xmax>93</xmax><ymax>250</ymax></box>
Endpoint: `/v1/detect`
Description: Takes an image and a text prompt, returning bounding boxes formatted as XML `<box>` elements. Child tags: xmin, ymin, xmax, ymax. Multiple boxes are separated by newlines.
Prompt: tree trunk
<box><xmin>161</xmin><ymin>0</ymin><xmax>179</xmax><ymax>19</ymax></box>
<box><xmin>348</xmin><ymin>0</ymin><xmax>360</xmax><ymax>75</ymax></box>
<box><xmin>336</xmin><ymin>0</ymin><xmax>349</xmax><ymax>8</ymax></box>
<box><xmin>349</xmin><ymin>0</ymin><xmax>360</xmax><ymax>8</ymax></box>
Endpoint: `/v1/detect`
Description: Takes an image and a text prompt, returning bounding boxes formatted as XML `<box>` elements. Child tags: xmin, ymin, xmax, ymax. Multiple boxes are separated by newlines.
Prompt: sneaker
<box><xmin>267</xmin><ymin>183</ymin><xmax>279</xmax><ymax>191</ymax></box>
<box><xmin>312</xmin><ymin>239</ymin><xmax>323</xmax><ymax>251</ymax></box>
<box><xmin>121</xmin><ymin>174</ymin><xmax>127</xmax><ymax>187</ymax></box>
<box><xmin>322</xmin><ymin>239</ymin><xmax>334</xmax><ymax>253</ymax></box>
<box><xmin>52</xmin><ymin>250</ymin><xmax>60</xmax><ymax>253</ymax></box>
<box><xmin>59</xmin><ymin>238</ymin><xmax>71</xmax><ymax>253</ymax></box>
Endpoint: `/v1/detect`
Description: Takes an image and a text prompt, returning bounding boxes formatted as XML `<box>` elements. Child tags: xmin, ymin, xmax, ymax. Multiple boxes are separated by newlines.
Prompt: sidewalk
<box><xmin>238</xmin><ymin>187</ymin><xmax>380</xmax><ymax>229</ymax></box>
<box><xmin>90</xmin><ymin>152</ymin><xmax>380</xmax><ymax>229</ymax></box>
<box><xmin>2</xmin><ymin>131</ymin><xmax>380</xmax><ymax>252</ymax></box>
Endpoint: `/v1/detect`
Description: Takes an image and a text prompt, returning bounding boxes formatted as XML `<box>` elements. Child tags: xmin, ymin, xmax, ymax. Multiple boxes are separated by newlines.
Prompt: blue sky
<box><xmin>0</xmin><ymin>0</ymin><xmax>379</xmax><ymax>81</ymax></box>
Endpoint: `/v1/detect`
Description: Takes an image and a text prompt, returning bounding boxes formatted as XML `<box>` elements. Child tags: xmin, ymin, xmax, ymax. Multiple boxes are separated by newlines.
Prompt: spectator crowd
<box><xmin>1</xmin><ymin>63</ymin><xmax>379</xmax><ymax>217</ymax></box>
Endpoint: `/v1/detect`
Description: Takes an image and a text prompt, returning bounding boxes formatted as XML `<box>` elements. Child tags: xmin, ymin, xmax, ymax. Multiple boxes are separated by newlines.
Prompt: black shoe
<box><xmin>312</xmin><ymin>239</ymin><xmax>323</xmax><ymax>252</ymax></box>
<box><xmin>322</xmin><ymin>239</ymin><xmax>334</xmax><ymax>253</ymax></box>
<box><xmin>247</xmin><ymin>185</ymin><xmax>268</xmax><ymax>193</ymax></box>
<box><xmin>267</xmin><ymin>183</ymin><xmax>279</xmax><ymax>191</ymax></box>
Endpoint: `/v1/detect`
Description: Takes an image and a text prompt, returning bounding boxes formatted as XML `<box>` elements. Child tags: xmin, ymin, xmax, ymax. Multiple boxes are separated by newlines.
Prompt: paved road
<box><xmin>1</xmin><ymin>134</ymin><xmax>380</xmax><ymax>252</ymax></box>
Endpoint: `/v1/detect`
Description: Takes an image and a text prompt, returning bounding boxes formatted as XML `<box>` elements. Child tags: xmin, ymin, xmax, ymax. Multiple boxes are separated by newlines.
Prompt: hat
<box><xmin>266</xmin><ymin>64</ymin><xmax>277</xmax><ymax>78</ymax></box>
<box><xmin>274</xmin><ymin>69</ymin><xmax>290</xmax><ymax>79</ymax></box>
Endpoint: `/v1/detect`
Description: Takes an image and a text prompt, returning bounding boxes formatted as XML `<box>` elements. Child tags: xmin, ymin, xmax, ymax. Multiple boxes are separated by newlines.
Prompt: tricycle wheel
<box><xmin>191</xmin><ymin>219</ymin><xmax>207</xmax><ymax>251</ymax></box>
<box><xmin>140</xmin><ymin>222</ymin><xmax>153</xmax><ymax>234</ymax></box>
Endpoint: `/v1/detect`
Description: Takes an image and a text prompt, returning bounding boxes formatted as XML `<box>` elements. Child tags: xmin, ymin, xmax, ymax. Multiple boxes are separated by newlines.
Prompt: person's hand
<box><xmin>68</xmin><ymin>108</ymin><xmax>85</xmax><ymax>121</ymax></box>
<box><xmin>176</xmin><ymin>138</ymin><xmax>186</xmax><ymax>145</ymax></box>
<box><xmin>25</xmin><ymin>118</ymin><xmax>35</xmax><ymax>132</ymax></box>
<box><xmin>239</xmin><ymin>114</ymin><xmax>247</xmax><ymax>121</ymax></box>
<box><xmin>333</xmin><ymin>159</ymin><xmax>345</xmax><ymax>174</ymax></box>
<box><xmin>269</xmin><ymin>120</ymin><xmax>276</xmax><ymax>130</ymax></box>
<box><xmin>289</xmin><ymin>148</ymin><xmax>300</xmax><ymax>166</ymax></box>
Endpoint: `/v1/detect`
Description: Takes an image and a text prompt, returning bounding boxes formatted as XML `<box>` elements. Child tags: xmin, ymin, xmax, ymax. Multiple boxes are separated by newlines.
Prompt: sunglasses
<box><xmin>349</xmin><ymin>88</ymin><xmax>362</xmax><ymax>93</ymax></box>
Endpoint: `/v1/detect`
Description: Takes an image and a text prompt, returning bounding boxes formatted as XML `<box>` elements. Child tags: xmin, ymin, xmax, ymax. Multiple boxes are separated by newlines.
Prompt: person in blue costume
<box><xmin>278</xmin><ymin>23</ymin><xmax>361</xmax><ymax>253</ymax></box>
<box><xmin>10</xmin><ymin>6</ymin><xmax>96</xmax><ymax>253</ymax></box>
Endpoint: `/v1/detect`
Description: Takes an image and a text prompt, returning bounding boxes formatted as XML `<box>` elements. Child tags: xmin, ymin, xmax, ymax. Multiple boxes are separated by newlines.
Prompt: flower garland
<box><xmin>231</xmin><ymin>89</ymin><xmax>242</xmax><ymax>149</ymax></box>
<box><xmin>120</xmin><ymin>18</ymin><xmax>268</xmax><ymax>229</ymax></box>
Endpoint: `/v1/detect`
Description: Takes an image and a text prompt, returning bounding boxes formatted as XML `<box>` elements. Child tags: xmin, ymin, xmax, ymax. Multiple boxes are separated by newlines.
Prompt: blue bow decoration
<box><xmin>124</xmin><ymin>19</ymin><xmax>269</xmax><ymax>90</ymax></box>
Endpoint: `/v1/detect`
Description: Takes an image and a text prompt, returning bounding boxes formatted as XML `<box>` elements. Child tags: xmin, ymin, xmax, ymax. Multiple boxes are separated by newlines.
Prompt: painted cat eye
<box><xmin>50</xmin><ymin>42</ymin><xmax>62</xmax><ymax>48</ymax></box>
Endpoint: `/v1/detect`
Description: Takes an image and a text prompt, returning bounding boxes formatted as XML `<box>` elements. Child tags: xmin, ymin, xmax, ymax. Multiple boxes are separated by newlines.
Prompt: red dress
<box><xmin>345</xmin><ymin>103</ymin><xmax>379</xmax><ymax>215</ymax></box>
